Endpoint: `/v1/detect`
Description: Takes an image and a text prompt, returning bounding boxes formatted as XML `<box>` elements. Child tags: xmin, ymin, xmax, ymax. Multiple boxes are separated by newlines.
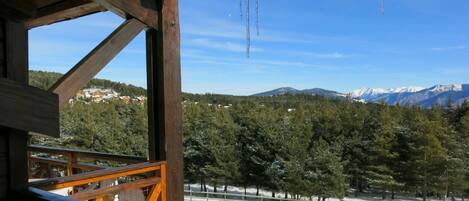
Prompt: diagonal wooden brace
<box><xmin>49</xmin><ymin>18</ymin><xmax>145</xmax><ymax>109</ymax></box>
<box><xmin>93</xmin><ymin>0</ymin><xmax>158</xmax><ymax>29</ymax></box>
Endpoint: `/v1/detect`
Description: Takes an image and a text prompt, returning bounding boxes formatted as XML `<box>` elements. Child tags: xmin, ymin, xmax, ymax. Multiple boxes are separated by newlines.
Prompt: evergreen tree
<box><xmin>306</xmin><ymin>138</ymin><xmax>347</xmax><ymax>200</ymax></box>
<box><xmin>363</xmin><ymin>105</ymin><xmax>400</xmax><ymax>199</ymax></box>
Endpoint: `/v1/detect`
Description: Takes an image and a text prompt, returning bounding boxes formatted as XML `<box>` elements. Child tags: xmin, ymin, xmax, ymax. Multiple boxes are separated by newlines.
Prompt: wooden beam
<box><xmin>93</xmin><ymin>0</ymin><xmax>158</xmax><ymax>29</ymax></box>
<box><xmin>30</xmin><ymin>162</ymin><xmax>163</xmax><ymax>190</ymax></box>
<box><xmin>71</xmin><ymin>177</ymin><xmax>160</xmax><ymax>200</ymax></box>
<box><xmin>25</xmin><ymin>0</ymin><xmax>106</xmax><ymax>29</ymax></box>
<box><xmin>28</xmin><ymin>156</ymin><xmax>104</xmax><ymax>171</ymax></box>
<box><xmin>146</xmin><ymin>0</ymin><xmax>183</xmax><ymax>200</ymax></box>
<box><xmin>28</xmin><ymin>145</ymin><xmax>146</xmax><ymax>164</ymax></box>
<box><xmin>0</xmin><ymin>0</ymin><xmax>36</xmax><ymax>22</ymax></box>
<box><xmin>16</xmin><ymin>187</ymin><xmax>79</xmax><ymax>201</ymax></box>
<box><xmin>145</xmin><ymin>183</ymin><xmax>161</xmax><ymax>201</ymax></box>
<box><xmin>35</xmin><ymin>0</ymin><xmax>65</xmax><ymax>9</ymax></box>
<box><xmin>0</xmin><ymin>78</ymin><xmax>59</xmax><ymax>137</ymax></box>
<box><xmin>3</xmin><ymin>21</ymin><xmax>28</xmax><ymax>84</ymax></box>
<box><xmin>49</xmin><ymin>18</ymin><xmax>145</xmax><ymax>109</ymax></box>
<box><xmin>1</xmin><ymin>21</ymin><xmax>30</xmax><ymax>195</ymax></box>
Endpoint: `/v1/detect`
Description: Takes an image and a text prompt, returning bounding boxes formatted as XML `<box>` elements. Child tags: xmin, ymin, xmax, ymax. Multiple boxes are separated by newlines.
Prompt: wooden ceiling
<box><xmin>35</xmin><ymin>0</ymin><xmax>67</xmax><ymax>9</ymax></box>
<box><xmin>0</xmin><ymin>0</ymin><xmax>158</xmax><ymax>29</ymax></box>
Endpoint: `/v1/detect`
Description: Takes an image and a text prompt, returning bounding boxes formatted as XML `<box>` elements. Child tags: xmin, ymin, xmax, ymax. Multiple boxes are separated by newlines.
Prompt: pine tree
<box><xmin>363</xmin><ymin>105</ymin><xmax>400</xmax><ymax>199</ymax></box>
<box><xmin>406</xmin><ymin>109</ymin><xmax>447</xmax><ymax>201</ymax></box>
<box><xmin>306</xmin><ymin>138</ymin><xmax>347</xmax><ymax>200</ymax></box>
<box><xmin>204</xmin><ymin>107</ymin><xmax>240</xmax><ymax>191</ymax></box>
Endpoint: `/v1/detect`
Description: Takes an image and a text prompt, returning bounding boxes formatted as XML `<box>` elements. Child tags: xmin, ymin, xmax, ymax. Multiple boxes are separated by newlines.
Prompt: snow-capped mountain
<box><xmin>353</xmin><ymin>84</ymin><xmax>468</xmax><ymax>108</ymax></box>
<box><xmin>253</xmin><ymin>84</ymin><xmax>469</xmax><ymax>108</ymax></box>
<box><xmin>429</xmin><ymin>84</ymin><xmax>463</xmax><ymax>93</ymax></box>
<box><xmin>350</xmin><ymin>86</ymin><xmax>425</xmax><ymax>100</ymax></box>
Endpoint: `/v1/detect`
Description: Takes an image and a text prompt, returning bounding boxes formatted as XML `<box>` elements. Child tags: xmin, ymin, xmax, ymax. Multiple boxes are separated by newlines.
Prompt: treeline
<box><xmin>183</xmin><ymin>95</ymin><xmax>469</xmax><ymax>200</ymax></box>
<box><xmin>30</xmin><ymin>70</ymin><xmax>147</xmax><ymax>96</ymax></box>
<box><xmin>31</xmin><ymin>100</ymin><xmax>149</xmax><ymax>157</ymax></box>
<box><xmin>29</xmin><ymin>71</ymin><xmax>469</xmax><ymax>200</ymax></box>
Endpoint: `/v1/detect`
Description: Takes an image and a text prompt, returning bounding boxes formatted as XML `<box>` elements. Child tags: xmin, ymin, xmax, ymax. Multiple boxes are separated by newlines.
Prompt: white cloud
<box><xmin>304</xmin><ymin>52</ymin><xmax>347</xmax><ymax>59</ymax></box>
<box><xmin>187</xmin><ymin>38</ymin><xmax>263</xmax><ymax>52</ymax></box>
<box><xmin>181</xmin><ymin>50</ymin><xmax>346</xmax><ymax>70</ymax></box>
<box><xmin>181</xmin><ymin>11</ymin><xmax>353</xmax><ymax>45</ymax></box>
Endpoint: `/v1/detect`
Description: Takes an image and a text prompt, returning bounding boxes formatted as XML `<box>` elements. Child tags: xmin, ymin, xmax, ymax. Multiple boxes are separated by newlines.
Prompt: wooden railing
<box><xmin>27</xmin><ymin>145</ymin><xmax>166</xmax><ymax>201</ymax></box>
<box><xmin>10</xmin><ymin>187</ymin><xmax>79</xmax><ymax>201</ymax></box>
<box><xmin>28</xmin><ymin>145</ymin><xmax>147</xmax><ymax>178</ymax></box>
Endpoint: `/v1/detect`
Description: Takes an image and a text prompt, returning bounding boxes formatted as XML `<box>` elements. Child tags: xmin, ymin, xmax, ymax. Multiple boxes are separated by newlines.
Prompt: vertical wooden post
<box><xmin>0</xmin><ymin>19</ymin><xmax>29</xmax><ymax>194</ymax></box>
<box><xmin>27</xmin><ymin>151</ymin><xmax>32</xmax><ymax>179</ymax></box>
<box><xmin>67</xmin><ymin>153</ymin><xmax>77</xmax><ymax>176</ymax></box>
<box><xmin>146</xmin><ymin>0</ymin><xmax>183</xmax><ymax>200</ymax></box>
<box><xmin>160</xmin><ymin>162</ymin><xmax>167</xmax><ymax>201</ymax></box>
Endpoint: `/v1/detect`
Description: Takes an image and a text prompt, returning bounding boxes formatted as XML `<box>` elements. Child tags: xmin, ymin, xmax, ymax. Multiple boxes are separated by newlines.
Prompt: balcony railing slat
<box><xmin>70</xmin><ymin>176</ymin><xmax>160</xmax><ymax>200</ymax></box>
<box><xmin>28</xmin><ymin>145</ymin><xmax>146</xmax><ymax>164</ymax></box>
<box><xmin>30</xmin><ymin>161</ymin><xmax>163</xmax><ymax>190</ymax></box>
<box><xmin>28</xmin><ymin>145</ymin><xmax>166</xmax><ymax>201</ymax></box>
<box><xmin>29</xmin><ymin>156</ymin><xmax>104</xmax><ymax>171</ymax></box>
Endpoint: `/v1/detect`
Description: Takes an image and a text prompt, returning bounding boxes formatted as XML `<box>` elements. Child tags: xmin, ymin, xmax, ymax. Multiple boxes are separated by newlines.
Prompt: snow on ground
<box><xmin>184</xmin><ymin>184</ymin><xmax>464</xmax><ymax>201</ymax></box>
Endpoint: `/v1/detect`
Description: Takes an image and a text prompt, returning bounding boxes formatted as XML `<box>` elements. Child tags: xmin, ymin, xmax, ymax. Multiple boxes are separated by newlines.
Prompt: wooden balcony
<box><xmin>1</xmin><ymin>0</ymin><xmax>182</xmax><ymax>199</ymax></box>
<box><xmin>27</xmin><ymin>145</ymin><xmax>166</xmax><ymax>201</ymax></box>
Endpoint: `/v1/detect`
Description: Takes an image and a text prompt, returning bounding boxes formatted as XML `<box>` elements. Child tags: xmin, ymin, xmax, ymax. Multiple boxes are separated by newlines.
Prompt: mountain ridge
<box><xmin>252</xmin><ymin>87</ymin><xmax>345</xmax><ymax>98</ymax></box>
<box><xmin>253</xmin><ymin>84</ymin><xmax>469</xmax><ymax>107</ymax></box>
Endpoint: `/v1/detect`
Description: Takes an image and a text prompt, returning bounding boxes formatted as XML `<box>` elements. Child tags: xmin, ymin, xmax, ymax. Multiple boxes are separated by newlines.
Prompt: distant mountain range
<box><xmin>252</xmin><ymin>84</ymin><xmax>469</xmax><ymax>108</ymax></box>
<box><xmin>252</xmin><ymin>87</ymin><xmax>345</xmax><ymax>98</ymax></box>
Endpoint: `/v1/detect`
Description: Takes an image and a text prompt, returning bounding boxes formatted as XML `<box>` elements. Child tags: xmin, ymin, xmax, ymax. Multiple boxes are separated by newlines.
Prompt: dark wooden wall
<box><xmin>0</xmin><ymin>18</ymin><xmax>7</xmax><ymax>201</ymax></box>
<box><xmin>0</xmin><ymin>18</ymin><xmax>29</xmax><ymax>201</ymax></box>
<box><xmin>0</xmin><ymin>134</ymin><xmax>7</xmax><ymax>201</ymax></box>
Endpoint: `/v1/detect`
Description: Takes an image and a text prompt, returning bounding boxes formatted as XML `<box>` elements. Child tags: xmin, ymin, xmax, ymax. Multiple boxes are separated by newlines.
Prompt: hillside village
<box><xmin>71</xmin><ymin>87</ymin><xmax>147</xmax><ymax>105</ymax></box>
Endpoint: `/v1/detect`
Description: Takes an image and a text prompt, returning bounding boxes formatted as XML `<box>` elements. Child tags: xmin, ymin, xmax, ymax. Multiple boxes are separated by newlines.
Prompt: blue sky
<box><xmin>30</xmin><ymin>0</ymin><xmax>469</xmax><ymax>95</ymax></box>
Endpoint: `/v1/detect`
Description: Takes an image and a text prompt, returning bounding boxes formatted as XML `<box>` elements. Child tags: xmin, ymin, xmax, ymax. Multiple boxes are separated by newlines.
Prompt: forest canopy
<box><xmin>30</xmin><ymin>71</ymin><xmax>469</xmax><ymax>200</ymax></box>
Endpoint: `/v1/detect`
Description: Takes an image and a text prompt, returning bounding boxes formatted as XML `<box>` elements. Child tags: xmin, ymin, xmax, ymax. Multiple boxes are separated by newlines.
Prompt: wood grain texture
<box><xmin>34</xmin><ymin>0</ymin><xmax>63</xmax><ymax>9</ymax></box>
<box><xmin>2</xmin><ymin>21</ymin><xmax>30</xmax><ymax>195</ymax></box>
<box><xmin>49</xmin><ymin>18</ymin><xmax>145</xmax><ymax>108</ymax></box>
<box><xmin>93</xmin><ymin>0</ymin><xmax>158</xmax><ymax>29</ymax></box>
<box><xmin>29</xmin><ymin>145</ymin><xmax>146</xmax><ymax>164</ymax></box>
<box><xmin>0</xmin><ymin>134</ymin><xmax>6</xmax><ymax>178</ymax></box>
<box><xmin>71</xmin><ymin>177</ymin><xmax>160</xmax><ymax>200</ymax></box>
<box><xmin>160</xmin><ymin>162</ymin><xmax>167</xmax><ymax>201</ymax></box>
<box><xmin>0</xmin><ymin>79</ymin><xmax>59</xmax><ymax>137</ymax></box>
<box><xmin>28</xmin><ymin>156</ymin><xmax>104</xmax><ymax>172</ymax></box>
<box><xmin>30</xmin><ymin>162</ymin><xmax>163</xmax><ymax>190</ymax></box>
<box><xmin>0</xmin><ymin>19</ymin><xmax>4</xmax><ymax>77</ymax></box>
<box><xmin>10</xmin><ymin>187</ymin><xmax>79</xmax><ymax>201</ymax></box>
<box><xmin>146</xmin><ymin>0</ymin><xmax>183</xmax><ymax>200</ymax></box>
<box><xmin>4</xmin><ymin>21</ymin><xmax>28</xmax><ymax>83</ymax></box>
<box><xmin>0</xmin><ymin>40</ymin><xmax>4</xmax><ymax>69</ymax></box>
<box><xmin>0</xmin><ymin>0</ymin><xmax>37</xmax><ymax>22</ymax></box>
<box><xmin>0</xmin><ymin>20</ymin><xmax>7</xmax><ymax>201</ymax></box>
<box><xmin>0</xmin><ymin>20</ymin><xmax>3</xmax><ymax>70</ymax></box>
<box><xmin>26</xmin><ymin>0</ymin><xmax>106</xmax><ymax>29</ymax></box>
<box><xmin>0</xmin><ymin>177</ymin><xmax>6</xmax><ymax>200</ymax></box>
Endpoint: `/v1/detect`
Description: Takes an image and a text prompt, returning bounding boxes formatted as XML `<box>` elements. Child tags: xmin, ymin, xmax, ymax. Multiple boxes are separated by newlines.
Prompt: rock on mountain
<box><xmin>350</xmin><ymin>86</ymin><xmax>425</xmax><ymax>100</ymax></box>
<box><xmin>253</xmin><ymin>84</ymin><xmax>469</xmax><ymax>108</ymax></box>
<box><xmin>354</xmin><ymin>84</ymin><xmax>469</xmax><ymax>108</ymax></box>
<box><xmin>252</xmin><ymin>87</ymin><xmax>345</xmax><ymax>98</ymax></box>
<box><xmin>252</xmin><ymin>87</ymin><xmax>299</xmax><ymax>96</ymax></box>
